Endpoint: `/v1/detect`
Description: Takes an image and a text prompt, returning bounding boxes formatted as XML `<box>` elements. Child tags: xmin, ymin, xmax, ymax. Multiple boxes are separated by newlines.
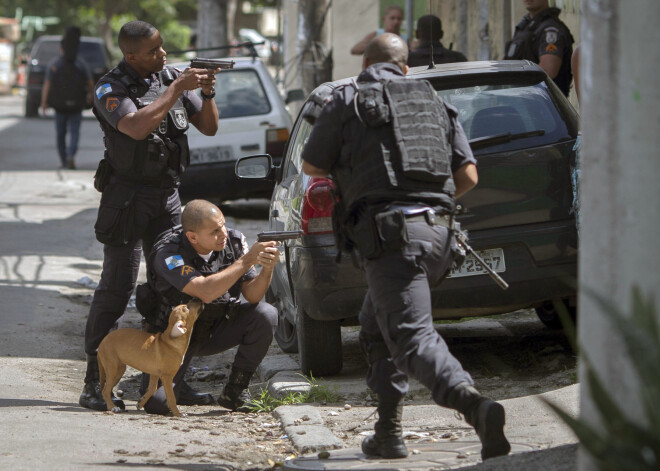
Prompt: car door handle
<box><xmin>271</xmin><ymin>209</ymin><xmax>279</xmax><ymax>218</ymax></box>
<box><xmin>259</xmin><ymin>121</ymin><xmax>272</xmax><ymax>126</ymax></box>
<box><xmin>241</xmin><ymin>144</ymin><xmax>260</xmax><ymax>151</ymax></box>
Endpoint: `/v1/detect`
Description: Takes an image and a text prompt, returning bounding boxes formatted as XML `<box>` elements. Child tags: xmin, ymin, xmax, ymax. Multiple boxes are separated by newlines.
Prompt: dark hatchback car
<box><xmin>24</xmin><ymin>35</ymin><xmax>108</xmax><ymax>117</ymax></box>
<box><xmin>236</xmin><ymin>60</ymin><xmax>579</xmax><ymax>376</ymax></box>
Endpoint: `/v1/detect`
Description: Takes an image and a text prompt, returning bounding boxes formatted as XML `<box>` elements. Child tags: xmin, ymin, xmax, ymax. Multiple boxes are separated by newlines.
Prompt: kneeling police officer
<box><xmin>135</xmin><ymin>199</ymin><xmax>278</xmax><ymax>414</ymax></box>
<box><xmin>301</xmin><ymin>33</ymin><xmax>511</xmax><ymax>460</ymax></box>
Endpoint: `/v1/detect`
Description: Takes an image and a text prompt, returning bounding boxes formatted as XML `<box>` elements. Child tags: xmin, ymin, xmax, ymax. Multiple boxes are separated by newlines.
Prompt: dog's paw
<box><xmin>111</xmin><ymin>406</ymin><xmax>123</xmax><ymax>413</ymax></box>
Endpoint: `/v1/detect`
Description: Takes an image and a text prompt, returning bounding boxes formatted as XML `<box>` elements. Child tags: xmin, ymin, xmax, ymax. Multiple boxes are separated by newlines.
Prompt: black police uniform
<box><xmin>139</xmin><ymin>227</ymin><xmax>277</xmax><ymax>415</ymax></box>
<box><xmin>301</xmin><ymin>62</ymin><xmax>477</xmax><ymax>407</ymax></box>
<box><xmin>504</xmin><ymin>7</ymin><xmax>574</xmax><ymax>96</ymax></box>
<box><xmin>85</xmin><ymin>60</ymin><xmax>203</xmax><ymax>356</ymax></box>
<box><xmin>407</xmin><ymin>41</ymin><xmax>467</xmax><ymax>67</ymax></box>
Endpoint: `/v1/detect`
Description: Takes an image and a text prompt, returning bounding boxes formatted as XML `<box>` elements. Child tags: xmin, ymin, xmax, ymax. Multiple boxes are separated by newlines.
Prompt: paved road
<box><xmin>0</xmin><ymin>93</ymin><xmax>579</xmax><ymax>470</ymax></box>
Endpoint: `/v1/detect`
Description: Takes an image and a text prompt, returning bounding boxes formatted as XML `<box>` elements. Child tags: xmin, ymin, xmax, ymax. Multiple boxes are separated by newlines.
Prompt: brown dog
<box><xmin>97</xmin><ymin>300</ymin><xmax>202</xmax><ymax>416</ymax></box>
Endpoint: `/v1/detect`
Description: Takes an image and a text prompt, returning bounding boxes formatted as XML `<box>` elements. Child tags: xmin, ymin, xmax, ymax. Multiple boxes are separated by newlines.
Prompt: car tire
<box><xmin>297</xmin><ymin>305</ymin><xmax>342</xmax><ymax>377</ymax></box>
<box><xmin>535</xmin><ymin>299</ymin><xmax>577</xmax><ymax>329</ymax></box>
<box><xmin>25</xmin><ymin>96</ymin><xmax>39</xmax><ymax>117</ymax></box>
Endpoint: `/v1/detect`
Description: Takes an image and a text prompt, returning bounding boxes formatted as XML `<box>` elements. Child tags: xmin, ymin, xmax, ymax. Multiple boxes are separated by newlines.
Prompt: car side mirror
<box><xmin>235</xmin><ymin>154</ymin><xmax>276</xmax><ymax>181</ymax></box>
<box><xmin>285</xmin><ymin>89</ymin><xmax>305</xmax><ymax>104</ymax></box>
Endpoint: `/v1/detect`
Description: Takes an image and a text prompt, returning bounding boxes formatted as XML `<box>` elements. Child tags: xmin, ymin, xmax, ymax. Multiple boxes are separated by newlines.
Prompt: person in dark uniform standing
<box><xmin>79</xmin><ymin>20</ymin><xmax>221</xmax><ymax>411</ymax></box>
<box><xmin>407</xmin><ymin>14</ymin><xmax>467</xmax><ymax>67</ymax></box>
<box><xmin>504</xmin><ymin>0</ymin><xmax>574</xmax><ymax>97</ymax></box>
<box><xmin>301</xmin><ymin>33</ymin><xmax>510</xmax><ymax>461</ymax></box>
<box><xmin>135</xmin><ymin>199</ymin><xmax>279</xmax><ymax>414</ymax></box>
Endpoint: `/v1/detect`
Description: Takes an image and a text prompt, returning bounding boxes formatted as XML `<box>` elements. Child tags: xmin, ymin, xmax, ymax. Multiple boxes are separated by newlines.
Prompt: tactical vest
<box><xmin>336</xmin><ymin>78</ymin><xmax>456</xmax><ymax>214</ymax></box>
<box><xmin>148</xmin><ymin>227</ymin><xmax>244</xmax><ymax>309</ymax></box>
<box><xmin>93</xmin><ymin>63</ymin><xmax>190</xmax><ymax>184</ymax></box>
<box><xmin>504</xmin><ymin>8</ymin><xmax>570</xmax><ymax>62</ymax></box>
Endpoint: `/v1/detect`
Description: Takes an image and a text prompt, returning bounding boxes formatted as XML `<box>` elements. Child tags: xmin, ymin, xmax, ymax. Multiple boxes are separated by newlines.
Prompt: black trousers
<box><xmin>141</xmin><ymin>300</ymin><xmax>278</xmax><ymax>415</ymax></box>
<box><xmin>358</xmin><ymin>221</ymin><xmax>473</xmax><ymax>404</ymax></box>
<box><xmin>84</xmin><ymin>186</ymin><xmax>181</xmax><ymax>355</ymax></box>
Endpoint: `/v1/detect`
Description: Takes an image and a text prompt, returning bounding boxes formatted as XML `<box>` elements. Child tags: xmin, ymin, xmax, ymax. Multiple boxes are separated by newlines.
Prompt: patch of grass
<box><xmin>245</xmin><ymin>373</ymin><xmax>342</xmax><ymax>413</ymax></box>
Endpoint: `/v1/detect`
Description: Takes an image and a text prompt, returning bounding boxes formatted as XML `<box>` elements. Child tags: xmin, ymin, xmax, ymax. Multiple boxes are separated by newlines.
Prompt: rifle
<box><xmin>453</xmin><ymin>223</ymin><xmax>509</xmax><ymax>290</ymax></box>
<box><xmin>190</xmin><ymin>57</ymin><xmax>235</xmax><ymax>70</ymax></box>
<box><xmin>257</xmin><ymin>230</ymin><xmax>303</xmax><ymax>242</ymax></box>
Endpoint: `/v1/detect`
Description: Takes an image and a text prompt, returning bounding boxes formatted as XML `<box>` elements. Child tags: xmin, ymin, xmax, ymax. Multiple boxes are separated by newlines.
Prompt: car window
<box><xmin>283</xmin><ymin>118</ymin><xmax>313</xmax><ymax>181</ymax></box>
<box><xmin>33</xmin><ymin>40</ymin><xmax>105</xmax><ymax>67</ymax></box>
<box><xmin>435</xmin><ymin>82</ymin><xmax>571</xmax><ymax>154</ymax></box>
<box><xmin>215</xmin><ymin>69</ymin><xmax>272</xmax><ymax>118</ymax></box>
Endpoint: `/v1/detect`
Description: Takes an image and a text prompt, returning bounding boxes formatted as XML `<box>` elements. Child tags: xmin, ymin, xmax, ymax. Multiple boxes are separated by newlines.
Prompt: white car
<box><xmin>175</xmin><ymin>57</ymin><xmax>298</xmax><ymax>202</ymax></box>
<box><xmin>238</xmin><ymin>28</ymin><xmax>272</xmax><ymax>61</ymax></box>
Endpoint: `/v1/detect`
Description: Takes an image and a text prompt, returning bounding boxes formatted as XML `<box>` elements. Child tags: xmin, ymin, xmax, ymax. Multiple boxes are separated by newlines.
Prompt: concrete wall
<box><xmin>579</xmin><ymin>0</ymin><xmax>660</xmax><ymax>469</ymax></box>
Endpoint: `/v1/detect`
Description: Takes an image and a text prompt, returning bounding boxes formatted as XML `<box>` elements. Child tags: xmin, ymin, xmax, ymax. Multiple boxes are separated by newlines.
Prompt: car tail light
<box><xmin>301</xmin><ymin>177</ymin><xmax>335</xmax><ymax>235</ymax></box>
<box><xmin>266</xmin><ymin>128</ymin><xmax>289</xmax><ymax>158</ymax></box>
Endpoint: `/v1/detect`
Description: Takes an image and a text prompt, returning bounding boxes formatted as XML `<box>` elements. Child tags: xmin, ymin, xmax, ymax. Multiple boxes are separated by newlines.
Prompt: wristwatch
<box><xmin>201</xmin><ymin>87</ymin><xmax>216</xmax><ymax>101</ymax></box>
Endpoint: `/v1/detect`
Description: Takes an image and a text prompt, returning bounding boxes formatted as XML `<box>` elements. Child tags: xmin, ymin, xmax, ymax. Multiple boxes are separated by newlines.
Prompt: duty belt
<box><xmin>404</xmin><ymin>209</ymin><xmax>454</xmax><ymax>229</ymax></box>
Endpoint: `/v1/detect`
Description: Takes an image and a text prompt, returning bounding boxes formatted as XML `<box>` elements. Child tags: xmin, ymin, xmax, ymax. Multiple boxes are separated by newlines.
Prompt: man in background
<box><xmin>40</xmin><ymin>26</ymin><xmax>94</xmax><ymax>169</ymax></box>
<box><xmin>351</xmin><ymin>5</ymin><xmax>407</xmax><ymax>56</ymax></box>
<box><xmin>408</xmin><ymin>14</ymin><xmax>467</xmax><ymax>67</ymax></box>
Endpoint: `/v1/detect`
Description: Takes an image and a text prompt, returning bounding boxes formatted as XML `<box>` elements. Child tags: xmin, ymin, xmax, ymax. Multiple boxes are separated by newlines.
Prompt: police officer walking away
<box><xmin>504</xmin><ymin>0</ymin><xmax>574</xmax><ymax>97</ymax></box>
<box><xmin>301</xmin><ymin>33</ymin><xmax>510</xmax><ymax>461</ymax></box>
<box><xmin>135</xmin><ymin>199</ymin><xmax>279</xmax><ymax>414</ymax></box>
<box><xmin>79</xmin><ymin>20</ymin><xmax>221</xmax><ymax>411</ymax></box>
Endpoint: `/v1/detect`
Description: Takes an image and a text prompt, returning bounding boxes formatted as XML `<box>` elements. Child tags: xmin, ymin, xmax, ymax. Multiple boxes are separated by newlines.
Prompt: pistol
<box><xmin>190</xmin><ymin>57</ymin><xmax>235</xmax><ymax>70</ymax></box>
<box><xmin>257</xmin><ymin>231</ymin><xmax>303</xmax><ymax>242</ymax></box>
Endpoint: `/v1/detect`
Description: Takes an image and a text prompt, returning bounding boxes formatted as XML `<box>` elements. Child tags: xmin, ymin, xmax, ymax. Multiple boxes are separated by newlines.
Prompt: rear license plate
<box><xmin>189</xmin><ymin>145</ymin><xmax>233</xmax><ymax>164</ymax></box>
<box><xmin>448</xmin><ymin>248</ymin><xmax>506</xmax><ymax>279</ymax></box>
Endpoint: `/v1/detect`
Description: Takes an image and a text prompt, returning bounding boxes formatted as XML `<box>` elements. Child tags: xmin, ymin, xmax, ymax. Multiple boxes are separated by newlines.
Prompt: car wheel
<box><xmin>535</xmin><ymin>299</ymin><xmax>577</xmax><ymax>329</ymax></box>
<box><xmin>25</xmin><ymin>96</ymin><xmax>39</xmax><ymax>117</ymax></box>
<box><xmin>274</xmin><ymin>309</ymin><xmax>299</xmax><ymax>354</ymax></box>
<box><xmin>297</xmin><ymin>305</ymin><xmax>342</xmax><ymax>377</ymax></box>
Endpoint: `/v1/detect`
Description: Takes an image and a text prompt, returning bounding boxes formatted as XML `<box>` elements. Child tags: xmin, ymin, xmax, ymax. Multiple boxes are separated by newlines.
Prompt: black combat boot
<box><xmin>79</xmin><ymin>354</ymin><xmax>125</xmax><ymax>411</ymax></box>
<box><xmin>216</xmin><ymin>367</ymin><xmax>255</xmax><ymax>412</ymax></box>
<box><xmin>447</xmin><ymin>382</ymin><xmax>511</xmax><ymax>460</ymax></box>
<box><xmin>177</xmin><ymin>380</ymin><xmax>214</xmax><ymax>406</ymax></box>
<box><xmin>361</xmin><ymin>395</ymin><xmax>409</xmax><ymax>459</ymax></box>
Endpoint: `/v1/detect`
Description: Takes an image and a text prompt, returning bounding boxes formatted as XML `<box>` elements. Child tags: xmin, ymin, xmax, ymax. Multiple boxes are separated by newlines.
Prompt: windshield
<box><xmin>435</xmin><ymin>82</ymin><xmax>572</xmax><ymax>154</ymax></box>
<box><xmin>214</xmin><ymin>69</ymin><xmax>272</xmax><ymax>118</ymax></box>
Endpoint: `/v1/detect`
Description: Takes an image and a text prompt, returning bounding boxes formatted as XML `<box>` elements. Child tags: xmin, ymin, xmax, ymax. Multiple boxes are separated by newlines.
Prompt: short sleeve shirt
<box><xmin>535</xmin><ymin>22</ymin><xmax>571</xmax><ymax>60</ymax></box>
<box><xmin>93</xmin><ymin>60</ymin><xmax>203</xmax><ymax>131</ymax></box>
<box><xmin>152</xmin><ymin>230</ymin><xmax>257</xmax><ymax>297</ymax></box>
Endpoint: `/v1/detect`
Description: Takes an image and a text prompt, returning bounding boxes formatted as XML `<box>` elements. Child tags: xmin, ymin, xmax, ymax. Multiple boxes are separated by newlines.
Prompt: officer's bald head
<box><xmin>363</xmin><ymin>33</ymin><xmax>409</xmax><ymax>72</ymax></box>
<box><xmin>118</xmin><ymin>20</ymin><xmax>157</xmax><ymax>55</ymax></box>
<box><xmin>182</xmin><ymin>199</ymin><xmax>224</xmax><ymax>234</ymax></box>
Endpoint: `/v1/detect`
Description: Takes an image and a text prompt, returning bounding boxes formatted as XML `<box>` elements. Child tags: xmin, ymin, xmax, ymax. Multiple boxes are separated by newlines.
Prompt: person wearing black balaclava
<box><xmin>40</xmin><ymin>26</ymin><xmax>95</xmax><ymax>169</ymax></box>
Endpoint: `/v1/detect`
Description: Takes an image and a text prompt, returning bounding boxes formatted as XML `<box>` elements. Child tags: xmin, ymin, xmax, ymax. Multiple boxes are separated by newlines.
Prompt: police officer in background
<box><xmin>407</xmin><ymin>14</ymin><xmax>467</xmax><ymax>67</ymax></box>
<box><xmin>135</xmin><ymin>199</ymin><xmax>278</xmax><ymax>415</ymax></box>
<box><xmin>79</xmin><ymin>20</ymin><xmax>221</xmax><ymax>411</ymax></box>
<box><xmin>504</xmin><ymin>0</ymin><xmax>574</xmax><ymax>97</ymax></box>
<box><xmin>301</xmin><ymin>33</ymin><xmax>510</xmax><ymax>461</ymax></box>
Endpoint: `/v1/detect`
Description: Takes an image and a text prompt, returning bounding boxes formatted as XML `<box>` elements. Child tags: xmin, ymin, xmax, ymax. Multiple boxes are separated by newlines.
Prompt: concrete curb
<box><xmin>273</xmin><ymin>405</ymin><xmax>344</xmax><ymax>453</ymax></box>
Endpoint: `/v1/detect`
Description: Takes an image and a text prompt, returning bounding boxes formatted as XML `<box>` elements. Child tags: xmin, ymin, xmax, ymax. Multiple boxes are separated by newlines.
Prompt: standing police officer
<box><xmin>136</xmin><ymin>199</ymin><xmax>279</xmax><ymax>415</ymax></box>
<box><xmin>407</xmin><ymin>15</ymin><xmax>467</xmax><ymax>67</ymax></box>
<box><xmin>301</xmin><ymin>33</ymin><xmax>510</xmax><ymax>461</ymax></box>
<box><xmin>504</xmin><ymin>0</ymin><xmax>574</xmax><ymax>97</ymax></box>
<box><xmin>79</xmin><ymin>20</ymin><xmax>221</xmax><ymax>411</ymax></box>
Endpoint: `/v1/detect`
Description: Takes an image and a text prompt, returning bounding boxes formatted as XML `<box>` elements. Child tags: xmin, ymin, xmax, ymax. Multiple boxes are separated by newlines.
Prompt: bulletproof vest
<box><xmin>505</xmin><ymin>8</ymin><xmax>567</xmax><ymax>61</ymax></box>
<box><xmin>337</xmin><ymin>78</ymin><xmax>455</xmax><ymax>213</ymax></box>
<box><xmin>94</xmin><ymin>63</ymin><xmax>190</xmax><ymax>183</ymax></box>
<box><xmin>150</xmin><ymin>228</ymin><xmax>244</xmax><ymax>308</ymax></box>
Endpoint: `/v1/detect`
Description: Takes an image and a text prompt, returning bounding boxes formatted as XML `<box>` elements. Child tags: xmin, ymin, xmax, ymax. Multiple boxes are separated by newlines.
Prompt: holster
<box><xmin>350</xmin><ymin>208</ymin><xmax>408</xmax><ymax>259</ymax></box>
<box><xmin>93</xmin><ymin>181</ymin><xmax>137</xmax><ymax>247</ymax></box>
<box><xmin>93</xmin><ymin>157</ymin><xmax>112</xmax><ymax>193</ymax></box>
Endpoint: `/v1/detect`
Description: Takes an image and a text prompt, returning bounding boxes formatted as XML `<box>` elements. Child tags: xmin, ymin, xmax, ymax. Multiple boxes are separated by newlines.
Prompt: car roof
<box><xmin>310</xmin><ymin>60</ymin><xmax>547</xmax><ymax>98</ymax></box>
<box><xmin>34</xmin><ymin>35</ymin><xmax>104</xmax><ymax>44</ymax></box>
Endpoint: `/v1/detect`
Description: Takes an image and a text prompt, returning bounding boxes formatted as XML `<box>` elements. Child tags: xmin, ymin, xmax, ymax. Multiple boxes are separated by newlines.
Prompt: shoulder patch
<box><xmin>105</xmin><ymin>97</ymin><xmax>119</xmax><ymax>112</ymax></box>
<box><xmin>181</xmin><ymin>266</ymin><xmax>195</xmax><ymax>276</ymax></box>
<box><xmin>545</xmin><ymin>43</ymin><xmax>558</xmax><ymax>53</ymax></box>
<box><xmin>545</xmin><ymin>30</ymin><xmax>558</xmax><ymax>44</ymax></box>
<box><xmin>165</xmin><ymin>255</ymin><xmax>184</xmax><ymax>270</ymax></box>
<box><xmin>96</xmin><ymin>83</ymin><xmax>112</xmax><ymax>99</ymax></box>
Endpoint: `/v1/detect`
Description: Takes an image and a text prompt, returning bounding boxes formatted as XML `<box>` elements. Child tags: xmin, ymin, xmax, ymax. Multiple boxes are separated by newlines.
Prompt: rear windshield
<box><xmin>435</xmin><ymin>82</ymin><xmax>572</xmax><ymax>155</ymax></box>
<box><xmin>33</xmin><ymin>40</ymin><xmax>106</xmax><ymax>67</ymax></box>
<box><xmin>215</xmin><ymin>69</ymin><xmax>272</xmax><ymax>118</ymax></box>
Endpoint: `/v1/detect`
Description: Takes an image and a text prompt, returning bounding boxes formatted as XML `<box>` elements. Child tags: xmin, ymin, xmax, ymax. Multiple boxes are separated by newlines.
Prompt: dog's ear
<box><xmin>170</xmin><ymin>320</ymin><xmax>187</xmax><ymax>338</ymax></box>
